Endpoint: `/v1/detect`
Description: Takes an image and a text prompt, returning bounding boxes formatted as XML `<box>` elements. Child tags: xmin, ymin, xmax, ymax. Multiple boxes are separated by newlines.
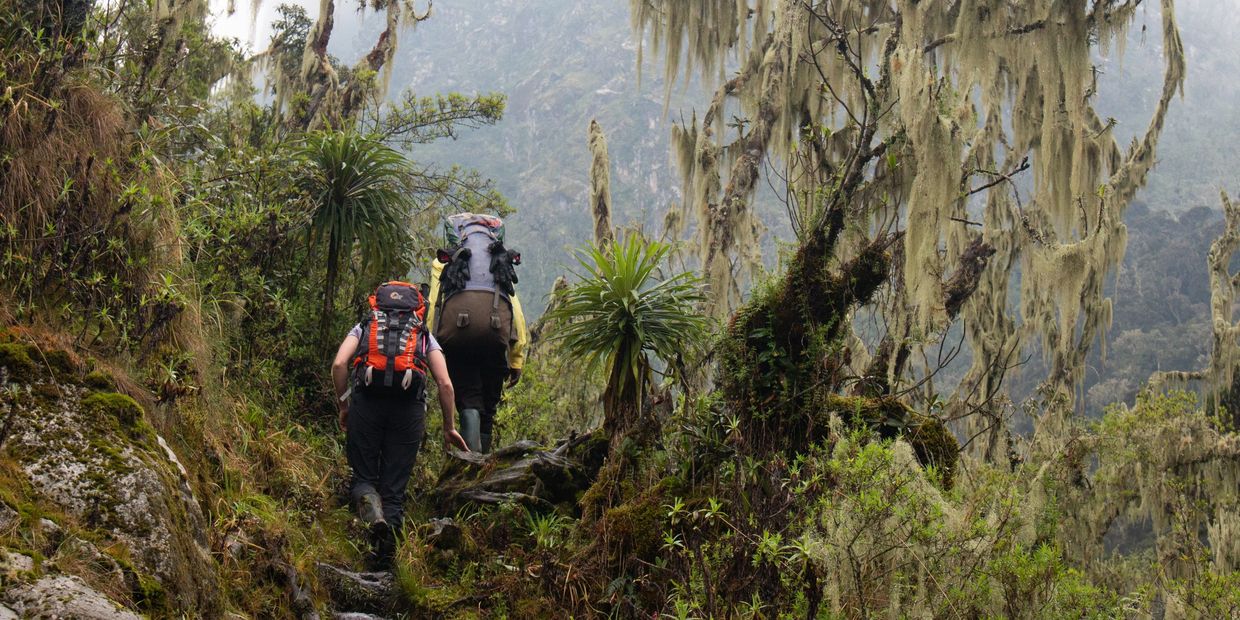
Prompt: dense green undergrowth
<box><xmin>1</xmin><ymin>2</ymin><xmax>1238</xmax><ymax>619</ymax></box>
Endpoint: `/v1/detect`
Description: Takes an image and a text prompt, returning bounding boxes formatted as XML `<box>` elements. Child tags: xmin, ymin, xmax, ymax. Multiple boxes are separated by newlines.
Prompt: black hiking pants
<box><xmin>346</xmin><ymin>388</ymin><xmax>425</xmax><ymax>527</ymax></box>
<box><xmin>443</xmin><ymin>343</ymin><xmax>508</xmax><ymax>437</ymax></box>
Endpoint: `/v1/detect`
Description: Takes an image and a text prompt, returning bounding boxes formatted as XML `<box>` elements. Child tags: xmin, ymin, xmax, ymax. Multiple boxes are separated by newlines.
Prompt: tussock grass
<box><xmin>1</xmin><ymin>82</ymin><xmax>127</xmax><ymax>249</ymax></box>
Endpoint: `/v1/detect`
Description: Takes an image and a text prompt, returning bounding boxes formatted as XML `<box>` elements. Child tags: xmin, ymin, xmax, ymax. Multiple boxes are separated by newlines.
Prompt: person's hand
<box><xmin>505</xmin><ymin>367</ymin><xmax>522</xmax><ymax>389</ymax></box>
<box><xmin>445</xmin><ymin>429</ymin><xmax>470</xmax><ymax>452</ymax></box>
<box><xmin>337</xmin><ymin>404</ymin><xmax>348</xmax><ymax>432</ymax></box>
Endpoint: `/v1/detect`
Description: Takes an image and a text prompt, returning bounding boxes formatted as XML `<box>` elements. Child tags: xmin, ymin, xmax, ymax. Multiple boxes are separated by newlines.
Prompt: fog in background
<box><xmin>211</xmin><ymin>0</ymin><xmax>1240</xmax><ymax>225</ymax></box>
<box><xmin>206</xmin><ymin>0</ymin><xmax>1240</xmax><ymax>325</ymax></box>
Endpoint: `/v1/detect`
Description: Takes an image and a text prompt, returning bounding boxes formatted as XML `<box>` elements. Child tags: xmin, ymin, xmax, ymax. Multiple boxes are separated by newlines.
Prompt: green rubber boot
<box><xmin>357</xmin><ymin>491</ymin><xmax>385</xmax><ymax>527</ymax></box>
<box><xmin>459</xmin><ymin>408</ymin><xmax>481</xmax><ymax>452</ymax></box>
<box><xmin>480</xmin><ymin>432</ymin><xmax>492</xmax><ymax>454</ymax></box>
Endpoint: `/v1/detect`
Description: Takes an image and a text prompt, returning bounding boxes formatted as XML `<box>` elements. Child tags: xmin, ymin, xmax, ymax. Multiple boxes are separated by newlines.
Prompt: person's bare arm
<box><xmin>331</xmin><ymin>335</ymin><xmax>359</xmax><ymax>431</ymax></box>
<box><xmin>427</xmin><ymin>349</ymin><xmax>469</xmax><ymax>451</ymax></box>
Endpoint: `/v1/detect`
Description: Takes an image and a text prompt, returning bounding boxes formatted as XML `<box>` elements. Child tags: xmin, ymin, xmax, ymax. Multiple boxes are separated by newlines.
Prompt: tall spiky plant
<box><xmin>294</xmin><ymin>130</ymin><xmax>417</xmax><ymax>345</ymax></box>
<box><xmin>549</xmin><ymin>234</ymin><xmax>707</xmax><ymax>436</ymax></box>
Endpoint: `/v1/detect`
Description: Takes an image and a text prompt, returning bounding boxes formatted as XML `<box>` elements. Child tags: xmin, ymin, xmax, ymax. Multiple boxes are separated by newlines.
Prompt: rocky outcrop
<box><xmin>4</xmin><ymin>574</ymin><xmax>142</xmax><ymax>620</ymax></box>
<box><xmin>318</xmin><ymin>564</ymin><xmax>400</xmax><ymax>616</ymax></box>
<box><xmin>0</xmin><ymin>340</ymin><xmax>219</xmax><ymax>616</ymax></box>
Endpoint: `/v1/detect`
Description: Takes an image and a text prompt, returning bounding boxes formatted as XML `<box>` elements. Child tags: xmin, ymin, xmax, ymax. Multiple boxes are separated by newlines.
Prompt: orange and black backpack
<box><xmin>352</xmin><ymin>281</ymin><xmax>431</xmax><ymax>395</ymax></box>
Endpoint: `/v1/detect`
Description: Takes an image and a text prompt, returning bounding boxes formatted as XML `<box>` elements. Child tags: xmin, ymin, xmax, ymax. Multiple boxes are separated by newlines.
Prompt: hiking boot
<box><xmin>368</xmin><ymin>521</ymin><xmax>397</xmax><ymax>571</ymax></box>
<box><xmin>356</xmin><ymin>491</ymin><xmax>386</xmax><ymax>527</ymax></box>
<box><xmin>459</xmin><ymin>408</ymin><xmax>481</xmax><ymax>452</ymax></box>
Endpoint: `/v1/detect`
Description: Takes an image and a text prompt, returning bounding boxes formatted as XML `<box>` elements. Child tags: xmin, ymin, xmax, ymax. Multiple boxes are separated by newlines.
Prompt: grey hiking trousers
<box><xmin>346</xmin><ymin>388</ymin><xmax>426</xmax><ymax>526</ymax></box>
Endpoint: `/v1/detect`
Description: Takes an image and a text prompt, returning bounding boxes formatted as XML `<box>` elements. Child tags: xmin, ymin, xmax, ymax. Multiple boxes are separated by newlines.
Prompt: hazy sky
<box><xmin>208</xmin><ymin>0</ymin><xmax>316</xmax><ymax>53</ymax></box>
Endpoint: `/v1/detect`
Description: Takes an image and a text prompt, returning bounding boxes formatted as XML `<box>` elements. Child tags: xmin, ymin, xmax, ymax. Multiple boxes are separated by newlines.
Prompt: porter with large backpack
<box><xmin>433</xmin><ymin>213</ymin><xmax>521</xmax><ymax>349</ymax></box>
<box><xmin>431</xmin><ymin>213</ymin><xmax>523</xmax><ymax>453</ymax></box>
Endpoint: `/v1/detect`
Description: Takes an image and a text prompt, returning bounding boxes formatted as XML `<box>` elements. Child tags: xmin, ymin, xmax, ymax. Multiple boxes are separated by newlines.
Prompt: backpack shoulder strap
<box><xmin>351</xmin><ymin>318</ymin><xmax>372</xmax><ymax>364</ymax></box>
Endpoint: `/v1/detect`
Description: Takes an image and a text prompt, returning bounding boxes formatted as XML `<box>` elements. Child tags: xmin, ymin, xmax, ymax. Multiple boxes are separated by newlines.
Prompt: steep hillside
<box><xmin>3</xmin><ymin>1</ymin><xmax>1239</xmax><ymax>618</ymax></box>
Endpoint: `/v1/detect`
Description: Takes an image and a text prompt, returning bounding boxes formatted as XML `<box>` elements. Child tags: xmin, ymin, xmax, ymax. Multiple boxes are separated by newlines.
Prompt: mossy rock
<box><xmin>83</xmin><ymin>370</ymin><xmax>117</xmax><ymax>392</ymax></box>
<box><xmin>0</xmin><ymin>343</ymin><xmax>37</xmax><ymax>383</ymax></box>
<box><xmin>132</xmin><ymin>567</ymin><xmax>169</xmax><ymax>612</ymax></box>
<box><xmin>81</xmin><ymin>392</ymin><xmax>144</xmax><ymax>428</ymax></box>
<box><xmin>80</xmin><ymin>392</ymin><xmax>154</xmax><ymax>444</ymax></box>
<box><xmin>4</xmin><ymin>377</ymin><xmax>219</xmax><ymax>614</ymax></box>
<box><xmin>0</xmin><ymin>342</ymin><xmax>80</xmax><ymax>385</ymax></box>
<box><xmin>39</xmin><ymin>349</ymin><xmax>79</xmax><ymax>379</ymax></box>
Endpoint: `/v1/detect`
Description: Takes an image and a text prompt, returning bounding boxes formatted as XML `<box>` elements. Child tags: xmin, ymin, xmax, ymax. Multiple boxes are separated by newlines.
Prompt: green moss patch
<box><xmin>907</xmin><ymin>416</ymin><xmax>958</xmax><ymax>489</ymax></box>
<box><xmin>598</xmin><ymin>478</ymin><xmax>677</xmax><ymax>562</ymax></box>
<box><xmin>0</xmin><ymin>343</ymin><xmax>36</xmax><ymax>383</ymax></box>
<box><xmin>134</xmin><ymin>569</ymin><xmax>168</xmax><ymax>611</ymax></box>
<box><xmin>81</xmin><ymin>392</ymin><xmax>145</xmax><ymax>432</ymax></box>
<box><xmin>39</xmin><ymin>349</ymin><xmax>78</xmax><ymax>379</ymax></box>
<box><xmin>84</xmin><ymin>370</ymin><xmax>117</xmax><ymax>392</ymax></box>
<box><xmin>105</xmin><ymin>545</ymin><xmax>171</xmax><ymax>614</ymax></box>
<box><xmin>0</xmin><ymin>342</ymin><xmax>82</xmax><ymax>385</ymax></box>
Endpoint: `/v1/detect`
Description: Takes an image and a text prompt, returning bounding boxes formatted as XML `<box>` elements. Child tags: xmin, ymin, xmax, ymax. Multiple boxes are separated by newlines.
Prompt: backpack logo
<box><xmin>389</xmin><ymin>291</ymin><xmax>403</xmax><ymax>300</ymax></box>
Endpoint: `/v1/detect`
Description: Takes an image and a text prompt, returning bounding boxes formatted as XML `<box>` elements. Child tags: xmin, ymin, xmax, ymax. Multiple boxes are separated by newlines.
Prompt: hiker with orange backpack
<box><xmin>427</xmin><ymin>213</ymin><xmax>529</xmax><ymax>454</ymax></box>
<box><xmin>331</xmin><ymin>281</ymin><xmax>470</xmax><ymax>569</ymax></box>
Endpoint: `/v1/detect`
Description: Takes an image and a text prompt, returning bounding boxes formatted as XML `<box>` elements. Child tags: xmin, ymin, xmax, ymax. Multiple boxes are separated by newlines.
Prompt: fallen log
<box><xmin>433</xmin><ymin>432</ymin><xmax>608</xmax><ymax>515</ymax></box>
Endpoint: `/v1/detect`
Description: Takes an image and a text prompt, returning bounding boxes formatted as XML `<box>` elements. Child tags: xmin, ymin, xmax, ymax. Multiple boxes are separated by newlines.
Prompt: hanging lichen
<box><xmin>249</xmin><ymin>0</ymin><xmax>431</xmax><ymax>129</ymax></box>
<box><xmin>153</xmin><ymin>0</ymin><xmax>209</xmax><ymax>25</ymax></box>
<box><xmin>587</xmin><ymin>119</ymin><xmax>615</xmax><ymax>247</ymax></box>
<box><xmin>1080</xmin><ymin>391</ymin><xmax>1240</xmax><ymax>581</ymax></box>
<box><xmin>634</xmin><ymin>0</ymin><xmax>1186</xmax><ymax>420</ymax></box>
